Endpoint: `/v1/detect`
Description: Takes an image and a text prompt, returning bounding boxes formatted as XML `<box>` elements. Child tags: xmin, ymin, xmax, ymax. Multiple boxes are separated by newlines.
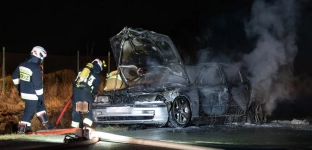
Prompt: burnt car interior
<box><xmin>110</xmin><ymin>27</ymin><xmax>189</xmax><ymax>89</ymax></box>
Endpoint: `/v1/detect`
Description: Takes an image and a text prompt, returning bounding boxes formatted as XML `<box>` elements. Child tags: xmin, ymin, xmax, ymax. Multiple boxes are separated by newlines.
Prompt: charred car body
<box><xmin>92</xmin><ymin>27</ymin><xmax>265</xmax><ymax>128</ymax></box>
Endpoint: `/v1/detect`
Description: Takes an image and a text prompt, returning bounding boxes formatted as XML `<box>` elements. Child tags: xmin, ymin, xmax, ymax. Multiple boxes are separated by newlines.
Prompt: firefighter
<box><xmin>71</xmin><ymin>58</ymin><xmax>104</xmax><ymax>128</ymax></box>
<box><xmin>12</xmin><ymin>46</ymin><xmax>53</xmax><ymax>134</ymax></box>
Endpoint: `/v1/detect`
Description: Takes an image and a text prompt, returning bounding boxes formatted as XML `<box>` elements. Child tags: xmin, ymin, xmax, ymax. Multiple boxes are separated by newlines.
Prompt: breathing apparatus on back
<box><xmin>74</xmin><ymin>58</ymin><xmax>105</xmax><ymax>88</ymax></box>
<box><xmin>75</xmin><ymin>63</ymin><xmax>94</xmax><ymax>88</ymax></box>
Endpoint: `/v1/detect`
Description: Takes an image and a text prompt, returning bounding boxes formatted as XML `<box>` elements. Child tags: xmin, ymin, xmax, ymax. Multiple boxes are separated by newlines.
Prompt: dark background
<box><xmin>1</xmin><ymin>1</ymin><xmax>253</xmax><ymax>56</ymax></box>
<box><xmin>1</xmin><ymin>0</ymin><xmax>312</xmax><ymax>120</ymax></box>
<box><xmin>0</xmin><ymin>0</ymin><xmax>256</xmax><ymax>73</ymax></box>
<box><xmin>1</xmin><ymin>0</ymin><xmax>312</xmax><ymax>75</ymax></box>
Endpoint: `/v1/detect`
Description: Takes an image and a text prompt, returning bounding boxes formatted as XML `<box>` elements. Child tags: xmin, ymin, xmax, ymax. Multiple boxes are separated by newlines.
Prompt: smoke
<box><xmin>243</xmin><ymin>0</ymin><xmax>299</xmax><ymax>115</ymax></box>
<box><xmin>195</xmin><ymin>47</ymin><xmax>241</xmax><ymax>65</ymax></box>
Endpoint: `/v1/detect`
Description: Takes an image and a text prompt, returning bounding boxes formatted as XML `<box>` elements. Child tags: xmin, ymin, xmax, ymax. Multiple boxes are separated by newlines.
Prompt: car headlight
<box><xmin>96</xmin><ymin>96</ymin><xmax>109</xmax><ymax>104</ymax></box>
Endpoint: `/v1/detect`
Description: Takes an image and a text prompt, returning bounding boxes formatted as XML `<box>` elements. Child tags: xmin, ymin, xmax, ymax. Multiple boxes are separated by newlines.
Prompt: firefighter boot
<box><xmin>37</xmin><ymin>113</ymin><xmax>54</xmax><ymax>130</ymax></box>
<box><xmin>17</xmin><ymin>123</ymin><xmax>31</xmax><ymax>134</ymax></box>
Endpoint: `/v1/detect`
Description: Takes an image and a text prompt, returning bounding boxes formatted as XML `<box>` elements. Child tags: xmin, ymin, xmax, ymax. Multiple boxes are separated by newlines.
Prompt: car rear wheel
<box><xmin>247</xmin><ymin>101</ymin><xmax>266</xmax><ymax>124</ymax></box>
<box><xmin>168</xmin><ymin>97</ymin><xmax>191</xmax><ymax>128</ymax></box>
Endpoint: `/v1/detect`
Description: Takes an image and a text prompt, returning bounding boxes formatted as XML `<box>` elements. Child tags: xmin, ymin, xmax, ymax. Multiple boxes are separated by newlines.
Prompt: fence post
<box><xmin>108</xmin><ymin>51</ymin><xmax>110</xmax><ymax>74</ymax></box>
<box><xmin>2</xmin><ymin>47</ymin><xmax>5</xmax><ymax>93</ymax></box>
<box><xmin>77</xmin><ymin>50</ymin><xmax>79</xmax><ymax>73</ymax></box>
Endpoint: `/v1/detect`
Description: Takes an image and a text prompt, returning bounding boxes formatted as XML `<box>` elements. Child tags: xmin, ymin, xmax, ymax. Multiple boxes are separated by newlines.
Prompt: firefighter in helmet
<box><xmin>12</xmin><ymin>46</ymin><xmax>53</xmax><ymax>134</ymax></box>
<box><xmin>71</xmin><ymin>58</ymin><xmax>105</xmax><ymax>128</ymax></box>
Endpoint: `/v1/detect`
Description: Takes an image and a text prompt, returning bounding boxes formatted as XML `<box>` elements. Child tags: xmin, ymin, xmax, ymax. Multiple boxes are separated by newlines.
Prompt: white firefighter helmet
<box><xmin>92</xmin><ymin>58</ymin><xmax>104</xmax><ymax>71</ymax></box>
<box><xmin>31</xmin><ymin>46</ymin><xmax>47</xmax><ymax>59</ymax></box>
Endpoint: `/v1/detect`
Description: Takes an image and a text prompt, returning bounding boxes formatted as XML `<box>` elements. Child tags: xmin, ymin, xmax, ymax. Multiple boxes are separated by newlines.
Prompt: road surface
<box><xmin>1</xmin><ymin>122</ymin><xmax>312</xmax><ymax>150</ymax></box>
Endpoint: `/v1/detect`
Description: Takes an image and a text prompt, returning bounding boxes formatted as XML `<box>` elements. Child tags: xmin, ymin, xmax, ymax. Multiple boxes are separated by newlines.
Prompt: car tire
<box><xmin>168</xmin><ymin>96</ymin><xmax>191</xmax><ymax>128</ymax></box>
<box><xmin>247</xmin><ymin>101</ymin><xmax>266</xmax><ymax>124</ymax></box>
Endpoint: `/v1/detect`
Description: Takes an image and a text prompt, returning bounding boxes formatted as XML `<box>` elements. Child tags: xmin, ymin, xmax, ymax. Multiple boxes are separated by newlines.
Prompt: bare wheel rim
<box><xmin>172</xmin><ymin>97</ymin><xmax>191</xmax><ymax>125</ymax></box>
<box><xmin>250</xmin><ymin>103</ymin><xmax>264</xmax><ymax>123</ymax></box>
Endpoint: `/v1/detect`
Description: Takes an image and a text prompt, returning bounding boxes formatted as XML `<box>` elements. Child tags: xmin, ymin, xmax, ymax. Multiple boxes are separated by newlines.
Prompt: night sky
<box><xmin>1</xmin><ymin>0</ymin><xmax>312</xmax><ymax>75</ymax></box>
<box><xmin>0</xmin><ymin>1</ymin><xmax>253</xmax><ymax>54</ymax></box>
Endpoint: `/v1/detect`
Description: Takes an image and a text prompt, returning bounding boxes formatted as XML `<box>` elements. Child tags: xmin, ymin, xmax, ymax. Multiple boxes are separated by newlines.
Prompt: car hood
<box><xmin>109</xmin><ymin>27</ymin><xmax>190</xmax><ymax>84</ymax></box>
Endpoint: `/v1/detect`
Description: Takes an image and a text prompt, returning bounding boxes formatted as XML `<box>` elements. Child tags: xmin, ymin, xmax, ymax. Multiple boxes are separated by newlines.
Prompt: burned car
<box><xmin>92</xmin><ymin>27</ymin><xmax>265</xmax><ymax>128</ymax></box>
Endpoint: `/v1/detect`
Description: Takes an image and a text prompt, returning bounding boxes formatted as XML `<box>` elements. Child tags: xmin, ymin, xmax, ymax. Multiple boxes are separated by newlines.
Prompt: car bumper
<box><xmin>92</xmin><ymin>101</ymin><xmax>168</xmax><ymax>126</ymax></box>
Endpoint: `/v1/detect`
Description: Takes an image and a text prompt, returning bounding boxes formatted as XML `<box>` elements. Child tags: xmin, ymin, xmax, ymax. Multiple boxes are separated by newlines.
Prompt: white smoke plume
<box><xmin>243</xmin><ymin>0</ymin><xmax>299</xmax><ymax>115</ymax></box>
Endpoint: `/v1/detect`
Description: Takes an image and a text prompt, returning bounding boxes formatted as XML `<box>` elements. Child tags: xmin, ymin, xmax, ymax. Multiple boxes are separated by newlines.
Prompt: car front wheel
<box><xmin>168</xmin><ymin>97</ymin><xmax>191</xmax><ymax>128</ymax></box>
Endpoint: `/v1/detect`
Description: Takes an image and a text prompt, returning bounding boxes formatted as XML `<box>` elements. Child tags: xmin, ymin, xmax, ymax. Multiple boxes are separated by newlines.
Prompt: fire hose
<box><xmin>22</xmin><ymin>130</ymin><xmax>222</xmax><ymax>150</ymax></box>
<box><xmin>53</xmin><ymin>97</ymin><xmax>72</xmax><ymax>129</ymax></box>
<box><xmin>26</xmin><ymin>97</ymin><xmax>72</xmax><ymax>135</ymax></box>
<box><xmin>24</xmin><ymin>97</ymin><xmax>223</xmax><ymax>150</ymax></box>
<box><xmin>93</xmin><ymin>131</ymin><xmax>223</xmax><ymax>150</ymax></box>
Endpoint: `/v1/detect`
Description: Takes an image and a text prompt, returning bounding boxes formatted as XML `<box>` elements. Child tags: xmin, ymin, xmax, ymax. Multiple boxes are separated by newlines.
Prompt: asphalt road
<box><xmin>89</xmin><ymin>123</ymin><xmax>312</xmax><ymax>150</ymax></box>
<box><xmin>1</xmin><ymin>122</ymin><xmax>312</xmax><ymax>150</ymax></box>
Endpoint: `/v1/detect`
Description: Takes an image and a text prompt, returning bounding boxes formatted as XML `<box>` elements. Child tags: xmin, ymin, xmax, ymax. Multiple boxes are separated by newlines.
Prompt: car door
<box><xmin>220</xmin><ymin>64</ymin><xmax>250</xmax><ymax>114</ymax></box>
<box><xmin>195</xmin><ymin>64</ymin><xmax>229</xmax><ymax>116</ymax></box>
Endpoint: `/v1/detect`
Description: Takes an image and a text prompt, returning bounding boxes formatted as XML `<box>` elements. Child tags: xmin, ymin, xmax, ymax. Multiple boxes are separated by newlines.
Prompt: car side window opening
<box><xmin>222</xmin><ymin>65</ymin><xmax>244</xmax><ymax>84</ymax></box>
<box><xmin>198</xmin><ymin>66</ymin><xmax>223</xmax><ymax>85</ymax></box>
<box><xmin>156</xmin><ymin>41</ymin><xmax>173</xmax><ymax>60</ymax></box>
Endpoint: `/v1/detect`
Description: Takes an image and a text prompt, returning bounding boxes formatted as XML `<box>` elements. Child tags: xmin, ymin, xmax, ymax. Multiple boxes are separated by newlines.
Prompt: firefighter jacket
<box><xmin>73</xmin><ymin>63</ymin><xmax>102</xmax><ymax>96</ymax></box>
<box><xmin>12</xmin><ymin>60</ymin><xmax>44</xmax><ymax>101</ymax></box>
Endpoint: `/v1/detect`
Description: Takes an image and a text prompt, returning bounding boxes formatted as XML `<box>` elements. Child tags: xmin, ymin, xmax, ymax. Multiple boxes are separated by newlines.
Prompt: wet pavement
<box><xmin>2</xmin><ymin>122</ymin><xmax>312</xmax><ymax>150</ymax></box>
<box><xmin>112</xmin><ymin>125</ymin><xmax>311</xmax><ymax>149</ymax></box>
<box><xmin>77</xmin><ymin>122</ymin><xmax>312</xmax><ymax>150</ymax></box>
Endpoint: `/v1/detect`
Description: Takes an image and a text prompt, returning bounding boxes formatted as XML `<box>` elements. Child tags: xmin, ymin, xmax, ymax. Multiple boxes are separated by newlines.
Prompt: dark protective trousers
<box><xmin>21</xmin><ymin>99</ymin><xmax>47</xmax><ymax>123</ymax></box>
<box><xmin>71</xmin><ymin>87</ymin><xmax>94</xmax><ymax>127</ymax></box>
